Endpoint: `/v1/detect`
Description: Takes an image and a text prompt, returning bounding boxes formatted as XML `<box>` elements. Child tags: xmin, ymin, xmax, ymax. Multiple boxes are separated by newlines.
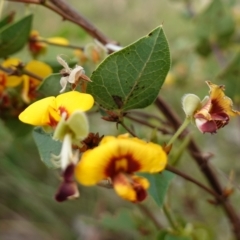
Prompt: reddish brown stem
<box><xmin>48</xmin><ymin>0</ymin><xmax>117</xmax><ymax>45</ymax></box>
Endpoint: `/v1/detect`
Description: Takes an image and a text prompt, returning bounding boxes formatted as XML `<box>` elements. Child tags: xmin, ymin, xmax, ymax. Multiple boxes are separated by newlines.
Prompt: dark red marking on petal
<box><xmin>132</xmin><ymin>181</ymin><xmax>147</xmax><ymax>202</ymax></box>
<box><xmin>105</xmin><ymin>154</ymin><xmax>141</xmax><ymax>178</ymax></box>
<box><xmin>47</xmin><ymin>113</ymin><xmax>59</xmax><ymax>127</ymax></box>
<box><xmin>113</xmin><ymin>173</ymin><xmax>147</xmax><ymax>203</ymax></box>
<box><xmin>59</xmin><ymin>106</ymin><xmax>69</xmax><ymax>118</ymax></box>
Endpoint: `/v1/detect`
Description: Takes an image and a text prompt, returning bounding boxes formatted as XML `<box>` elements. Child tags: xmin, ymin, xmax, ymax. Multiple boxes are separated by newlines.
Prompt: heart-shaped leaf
<box><xmin>0</xmin><ymin>14</ymin><xmax>33</xmax><ymax>58</ymax></box>
<box><xmin>87</xmin><ymin>26</ymin><xmax>170</xmax><ymax>113</ymax></box>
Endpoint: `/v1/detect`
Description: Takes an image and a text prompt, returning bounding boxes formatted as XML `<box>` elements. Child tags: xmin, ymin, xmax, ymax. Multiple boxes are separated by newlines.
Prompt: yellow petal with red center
<box><xmin>47</xmin><ymin>37</ymin><xmax>69</xmax><ymax>46</ymax></box>
<box><xmin>75</xmin><ymin>136</ymin><xmax>167</xmax><ymax>186</ymax></box>
<box><xmin>207</xmin><ymin>81</ymin><xmax>240</xmax><ymax>117</ymax></box>
<box><xmin>56</xmin><ymin>91</ymin><xmax>94</xmax><ymax>114</ymax></box>
<box><xmin>25</xmin><ymin>60</ymin><xmax>52</xmax><ymax>79</ymax></box>
<box><xmin>2</xmin><ymin>58</ymin><xmax>22</xmax><ymax>87</ymax></box>
<box><xmin>19</xmin><ymin>97</ymin><xmax>56</xmax><ymax>126</ymax></box>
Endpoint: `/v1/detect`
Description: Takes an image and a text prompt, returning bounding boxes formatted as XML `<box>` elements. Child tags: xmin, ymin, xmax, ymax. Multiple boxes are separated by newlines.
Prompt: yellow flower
<box><xmin>19</xmin><ymin>91</ymin><xmax>94</xmax><ymax>127</ymax></box>
<box><xmin>1</xmin><ymin>58</ymin><xmax>52</xmax><ymax>103</ymax></box>
<box><xmin>75</xmin><ymin>134</ymin><xmax>167</xmax><ymax>202</ymax></box>
<box><xmin>29</xmin><ymin>30</ymin><xmax>69</xmax><ymax>58</ymax></box>
<box><xmin>194</xmin><ymin>81</ymin><xmax>240</xmax><ymax>133</ymax></box>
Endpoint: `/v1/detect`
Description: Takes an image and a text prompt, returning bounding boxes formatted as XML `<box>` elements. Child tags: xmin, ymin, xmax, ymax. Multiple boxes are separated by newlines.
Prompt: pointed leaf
<box><xmin>140</xmin><ymin>171</ymin><xmax>174</xmax><ymax>207</ymax></box>
<box><xmin>32</xmin><ymin>127</ymin><xmax>62</xmax><ymax>169</ymax></box>
<box><xmin>37</xmin><ymin>73</ymin><xmax>62</xmax><ymax>97</ymax></box>
<box><xmin>87</xmin><ymin>26</ymin><xmax>170</xmax><ymax>113</ymax></box>
<box><xmin>0</xmin><ymin>14</ymin><xmax>33</xmax><ymax>58</ymax></box>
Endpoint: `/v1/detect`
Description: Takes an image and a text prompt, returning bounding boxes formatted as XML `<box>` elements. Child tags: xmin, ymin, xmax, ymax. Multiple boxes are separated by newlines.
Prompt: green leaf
<box><xmin>140</xmin><ymin>171</ymin><xmax>174</xmax><ymax>207</ymax></box>
<box><xmin>0</xmin><ymin>12</ymin><xmax>15</xmax><ymax>30</ymax></box>
<box><xmin>87</xmin><ymin>26</ymin><xmax>170</xmax><ymax>113</ymax></box>
<box><xmin>37</xmin><ymin>73</ymin><xmax>62</xmax><ymax>97</ymax></box>
<box><xmin>0</xmin><ymin>14</ymin><xmax>33</xmax><ymax>58</ymax></box>
<box><xmin>217</xmin><ymin>52</ymin><xmax>240</xmax><ymax>104</ymax></box>
<box><xmin>32</xmin><ymin>127</ymin><xmax>62</xmax><ymax>169</ymax></box>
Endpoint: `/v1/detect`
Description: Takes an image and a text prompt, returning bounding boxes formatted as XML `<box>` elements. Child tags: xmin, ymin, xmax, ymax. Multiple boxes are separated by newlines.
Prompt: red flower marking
<box><xmin>105</xmin><ymin>154</ymin><xmax>141</xmax><ymax>178</ymax></box>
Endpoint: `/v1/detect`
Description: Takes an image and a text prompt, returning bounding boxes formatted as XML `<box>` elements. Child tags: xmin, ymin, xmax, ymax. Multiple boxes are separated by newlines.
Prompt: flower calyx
<box><xmin>57</xmin><ymin>55</ymin><xmax>92</xmax><ymax>93</ymax></box>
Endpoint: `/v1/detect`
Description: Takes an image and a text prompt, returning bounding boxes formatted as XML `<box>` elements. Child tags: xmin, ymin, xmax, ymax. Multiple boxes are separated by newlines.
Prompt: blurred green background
<box><xmin>1</xmin><ymin>0</ymin><xmax>240</xmax><ymax>239</ymax></box>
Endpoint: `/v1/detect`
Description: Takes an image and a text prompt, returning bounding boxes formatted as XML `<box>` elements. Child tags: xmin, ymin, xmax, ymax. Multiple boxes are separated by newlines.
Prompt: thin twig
<box><xmin>32</xmin><ymin>39</ymin><xmax>84</xmax><ymax>50</ymax></box>
<box><xmin>129</xmin><ymin>110</ymin><xmax>166</xmax><ymax>123</ymax></box>
<box><xmin>166</xmin><ymin>165</ymin><xmax>222</xmax><ymax>200</ymax></box>
<box><xmin>0</xmin><ymin>65</ymin><xmax>43</xmax><ymax>81</ymax></box>
<box><xmin>126</xmin><ymin>115</ymin><xmax>172</xmax><ymax>135</ymax></box>
<box><xmin>120</xmin><ymin>121</ymin><xmax>137</xmax><ymax>137</ymax></box>
<box><xmin>49</xmin><ymin>0</ymin><xmax>116</xmax><ymax>45</ymax></box>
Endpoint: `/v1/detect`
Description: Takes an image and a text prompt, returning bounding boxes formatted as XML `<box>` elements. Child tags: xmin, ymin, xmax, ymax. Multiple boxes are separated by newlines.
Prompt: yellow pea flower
<box><xmin>75</xmin><ymin>134</ymin><xmax>167</xmax><ymax>203</ymax></box>
<box><xmin>19</xmin><ymin>91</ymin><xmax>94</xmax><ymax>127</ymax></box>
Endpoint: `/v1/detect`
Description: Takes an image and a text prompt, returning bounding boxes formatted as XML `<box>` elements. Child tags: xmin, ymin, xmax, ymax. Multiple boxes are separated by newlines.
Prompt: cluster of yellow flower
<box><xmin>19</xmin><ymin>74</ymin><xmax>168</xmax><ymax>203</ymax></box>
<box><xmin>0</xmin><ymin>58</ymin><xmax>52</xmax><ymax>104</ymax></box>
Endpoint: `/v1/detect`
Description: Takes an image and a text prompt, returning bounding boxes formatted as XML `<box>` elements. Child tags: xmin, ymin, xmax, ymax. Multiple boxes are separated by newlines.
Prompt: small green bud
<box><xmin>182</xmin><ymin>94</ymin><xmax>201</xmax><ymax>117</ymax></box>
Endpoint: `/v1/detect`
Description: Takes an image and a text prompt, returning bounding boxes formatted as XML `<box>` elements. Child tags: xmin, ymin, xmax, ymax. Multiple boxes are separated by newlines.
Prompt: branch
<box><xmin>0</xmin><ymin>65</ymin><xmax>43</xmax><ymax>81</ymax></box>
<box><xmin>48</xmin><ymin>0</ymin><xmax>117</xmax><ymax>45</ymax></box>
<box><xmin>32</xmin><ymin>39</ymin><xmax>84</xmax><ymax>50</ymax></box>
<box><xmin>126</xmin><ymin>115</ymin><xmax>172</xmax><ymax>135</ymax></box>
<box><xmin>166</xmin><ymin>165</ymin><xmax>222</xmax><ymax>200</ymax></box>
<box><xmin>7</xmin><ymin>0</ymin><xmax>116</xmax><ymax>45</ymax></box>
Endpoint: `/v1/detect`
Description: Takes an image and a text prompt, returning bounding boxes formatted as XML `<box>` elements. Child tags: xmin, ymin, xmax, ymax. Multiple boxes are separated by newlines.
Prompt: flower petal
<box><xmin>19</xmin><ymin>97</ymin><xmax>55</xmax><ymax>125</ymax></box>
<box><xmin>68</xmin><ymin>66</ymin><xmax>84</xmax><ymax>83</ymax></box>
<box><xmin>56</xmin><ymin>91</ymin><xmax>94</xmax><ymax>114</ymax></box>
<box><xmin>5</xmin><ymin>76</ymin><xmax>23</xmax><ymax>87</ymax></box>
<box><xmin>53</xmin><ymin>111</ymin><xmax>89</xmax><ymax>142</ymax></box>
<box><xmin>75</xmin><ymin>136</ymin><xmax>167</xmax><ymax>186</ymax></box>
<box><xmin>47</xmin><ymin>37</ymin><xmax>69</xmax><ymax>46</ymax></box>
<box><xmin>113</xmin><ymin>173</ymin><xmax>149</xmax><ymax>202</ymax></box>
<box><xmin>25</xmin><ymin>60</ymin><xmax>52</xmax><ymax>79</ymax></box>
<box><xmin>207</xmin><ymin>81</ymin><xmax>240</xmax><ymax>117</ymax></box>
<box><xmin>2</xmin><ymin>58</ymin><xmax>22</xmax><ymax>87</ymax></box>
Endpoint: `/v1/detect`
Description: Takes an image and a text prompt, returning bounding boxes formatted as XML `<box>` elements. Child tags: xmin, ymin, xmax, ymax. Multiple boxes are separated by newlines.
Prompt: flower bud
<box><xmin>182</xmin><ymin>94</ymin><xmax>201</xmax><ymax>117</ymax></box>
